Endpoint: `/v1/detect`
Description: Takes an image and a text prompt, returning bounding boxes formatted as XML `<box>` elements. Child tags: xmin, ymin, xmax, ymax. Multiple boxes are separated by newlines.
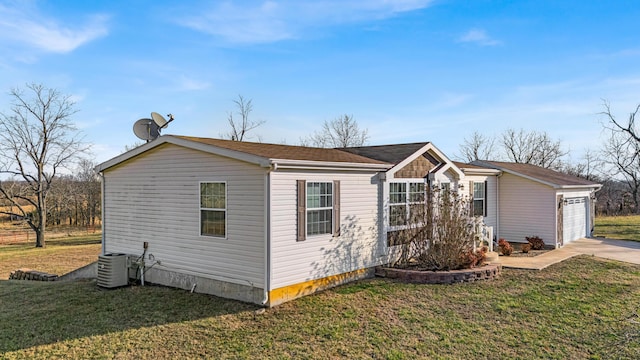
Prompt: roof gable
<box><xmin>339</xmin><ymin>142</ymin><xmax>430</xmax><ymax>164</ymax></box>
<box><xmin>342</xmin><ymin>142</ymin><xmax>463</xmax><ymax>179</ymax></box>
<box><xmin>471</xmin><ymin>160</ymin><xmax>601</xmax><ymax>189</ymax></box>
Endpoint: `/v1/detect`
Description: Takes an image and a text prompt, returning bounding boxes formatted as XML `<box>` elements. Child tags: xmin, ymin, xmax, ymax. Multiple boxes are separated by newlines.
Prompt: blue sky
<box><xmin>1</xmin><ymin>0</ymin><xmax>639</xmax><ymax>164</ymax></box>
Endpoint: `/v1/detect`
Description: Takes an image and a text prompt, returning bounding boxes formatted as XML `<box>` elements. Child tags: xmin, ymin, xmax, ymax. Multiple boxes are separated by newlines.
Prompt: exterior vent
<box><xmin>97</xmin><ymin>253</ymin><xmax>128</xmax><ymax>288</ymax></box>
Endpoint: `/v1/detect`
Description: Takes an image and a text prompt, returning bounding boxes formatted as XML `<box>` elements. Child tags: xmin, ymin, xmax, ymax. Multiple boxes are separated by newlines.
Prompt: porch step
<box><xmin>485</xmin><ymin>251</ymin><xmax>500</xmax><ymax>264</ymax></box>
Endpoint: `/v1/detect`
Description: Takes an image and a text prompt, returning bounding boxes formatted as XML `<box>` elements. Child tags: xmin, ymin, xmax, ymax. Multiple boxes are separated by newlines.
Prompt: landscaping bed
<box><xmin>375</xmin><ymin>263</ymin><xmax>501</xmax><ymax>284</ymax></box>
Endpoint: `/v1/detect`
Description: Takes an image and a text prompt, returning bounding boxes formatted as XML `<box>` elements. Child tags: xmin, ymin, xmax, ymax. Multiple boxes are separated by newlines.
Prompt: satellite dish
<box><xmin>151</xmin><ymin>112</ymin><xmax>174</xmax><ymax>128</ymax></box>
<box><xmin>133</xmin><ymin>118</ymin><xmax>160</xmax><ymax>142</ymax></box>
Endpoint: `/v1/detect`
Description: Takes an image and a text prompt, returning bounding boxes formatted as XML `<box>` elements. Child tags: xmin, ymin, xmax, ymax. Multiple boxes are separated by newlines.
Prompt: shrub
<box><xmin>521</xmin><ymin>243</ymin><xmax>531</xmax><ymax>253</ymax></box>
<box><xmin>393</xmin><ymin>188</ymin><xmax>478</xmax><ymax>271</ymax></box>
<box><xmin>525</xmin><ymin>236</ymin><xmax>545</xmax><ymax>250</ymax></box>
<box><xmin>462</xmin><ymin>246</ymin><xmax>488</xmax><ymax>268</ymax></box>
<box><xmin>498</xmin><ymin>238</ymin><xmax>513</xmax><ymax>256</ymax></box>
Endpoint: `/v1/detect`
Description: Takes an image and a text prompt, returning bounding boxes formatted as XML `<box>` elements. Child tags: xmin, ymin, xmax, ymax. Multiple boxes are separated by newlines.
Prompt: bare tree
<box><xmin>599</xmin><ymin>102</ymin><xmax>640</xmax><ymax>214</ymax></box>
<box><xmin>222</xmin><ymin>95</ymin><xmax>264</xmax><ymax>142</ymax></box>
<box><xmin>0</xmin><ymin>84</ymin><xmax>87</xmax><ymax>247</ymax></box>
<box><xmin>75</xmin><ymin>159</ymin><xmax>101</xmax><ymax>226</ymax></box>
<box><xmin>601</xmin><ymin>123</ymin><xmax>640</xmax><ymax>213</ymax></box>
<box><xmin>601</xmin><ymin>101</ymin><xmax>640</xmax><ymax>143</ymax></box>
<box><xmin>300</xmin><ymin>114</ymin><xmax>369</xmax><ymax>148</ymax></box>
<box><xmin>562</xmin><ymin>150</ymin><xmax>601</xmax><ymax>182</ymax></box>
<box><xmin>458</xmin><ymin>131</ymin><xmax>498</xmax><ymax>162</ymax></box>
<box><xmin>501</xmin><ymin>128</ymin><xmax>567</xmax><ymax>169</ymax></box>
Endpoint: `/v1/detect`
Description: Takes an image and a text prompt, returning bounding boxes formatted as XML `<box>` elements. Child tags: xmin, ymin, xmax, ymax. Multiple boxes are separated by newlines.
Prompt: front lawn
<box><xmin>595</xmin><ymin>215</ymin><xmax>640</xmax><ymax>241</ymax></box>
<box><xmin>1</xmin><ymin>256</ymin><xmax>638</xmax><ymax>359</ymax></box>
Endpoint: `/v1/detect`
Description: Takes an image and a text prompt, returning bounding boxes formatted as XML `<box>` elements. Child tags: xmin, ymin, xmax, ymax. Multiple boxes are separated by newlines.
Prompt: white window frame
<box><xmin>306</xmin><ymin>181</ymin><xmax>333</xmax><ymax>236</ymax></box>
<box><xmin>388</xmin><ymin>180</ymin><xmax>427</xmax><ymax>231</ymax></box>
<box><xmin>199</xmin><ymin>181</ymin><xmax>227</xmax><ymax>238</ymax></box>
<box><xmin>473</xmin><ymin>181</ymin><xmax>486</xmax><ymax>217</ymax></box>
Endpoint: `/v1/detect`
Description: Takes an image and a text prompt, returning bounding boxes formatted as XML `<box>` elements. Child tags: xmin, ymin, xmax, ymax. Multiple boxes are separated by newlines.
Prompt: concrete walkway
<box><xmin>497</xmin><ymin>237</ymin><xmax>640</xmax><ymax>270</ymax></box>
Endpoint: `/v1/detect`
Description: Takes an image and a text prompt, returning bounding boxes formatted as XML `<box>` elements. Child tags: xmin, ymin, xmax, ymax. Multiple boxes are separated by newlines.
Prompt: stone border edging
<box><xmin>9</xmin><ymin>269</ymin><xmax>59</xmax><ymax>281</ymax></box>
<box><xmin>375</xmin><ymin>263</ymin><xmax>501</xmax><ymax>284</ymax></box>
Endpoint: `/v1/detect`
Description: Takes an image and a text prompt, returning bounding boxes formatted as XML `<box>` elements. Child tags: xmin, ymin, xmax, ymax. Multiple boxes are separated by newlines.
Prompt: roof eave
<box><xmin>271</xmin><ymin>158</ymin><xmax>392</xmax><ymax>171</ymax></box>
<box><xmin>459</xmin><ymin>167</ymin><xmax>502</xmax><ymax>175</ymax></box>
<box><xmin>95</xmin><ymin>137</ymin><xmax>168</xmax><ymax>172</ymax></box>
<box><xmin>471</xmin><ymin>160</ymin><xmax>601</xmax><ymax>189</ymax></box>
<box><xmin>95</xmin><ymin>135</ymin><xmax>272</xmax><ymax>172</ymax></box>
<box><xmin>556</xmin><ymin>184</ymin><xmax>603</xmax><ymax>190</ymax></box>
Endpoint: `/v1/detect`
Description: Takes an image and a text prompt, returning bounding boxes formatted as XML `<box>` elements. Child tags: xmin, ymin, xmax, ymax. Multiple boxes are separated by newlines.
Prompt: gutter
<box><xmin>496</xmin><ymin>171</ymin><xmax>502</xmax><ymax>241</ymax></box>
<box><xmin>269</xmin><ymin>158</ymin><xmax>391</xmax><ymax>171</ymax></box>
<box><xmin>262</xmin><ymin>163</ymin><xmax>275</xmax><ymax>306</ymax></box>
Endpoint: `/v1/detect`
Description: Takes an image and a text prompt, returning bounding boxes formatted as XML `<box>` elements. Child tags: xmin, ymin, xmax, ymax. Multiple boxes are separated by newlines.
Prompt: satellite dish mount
<box><xmin>132</xmin><ymin>112</ymin><xmax>176</xmax><ymax>142</ymax></box>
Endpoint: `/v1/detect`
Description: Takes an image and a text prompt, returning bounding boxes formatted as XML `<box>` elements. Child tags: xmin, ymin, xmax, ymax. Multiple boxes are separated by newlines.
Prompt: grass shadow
<box><xmin>0</xmin><ymin>279</ymin><xmax>258</xmax><ymax>353</ymax></box>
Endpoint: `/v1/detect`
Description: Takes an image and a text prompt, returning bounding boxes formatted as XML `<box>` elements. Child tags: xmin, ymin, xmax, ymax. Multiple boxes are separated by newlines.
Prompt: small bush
<box><xmin>462</xmin><ymin>246</ymin><xmax>488</xmax><ymax>268</ymax></box>
<box><xmin>525</xmin><ymin>236</ymin><xmax>545</xmax><ymax>250</ymax></box>
<box><xmin>498</xmin><ymin>238</ymin><xmax>513</xmax><ymax>256</ymax></box>
<box><xmin>521</xmin><ymin>243</ymin><xmax>531</xmax><ymax>253</ymax></box>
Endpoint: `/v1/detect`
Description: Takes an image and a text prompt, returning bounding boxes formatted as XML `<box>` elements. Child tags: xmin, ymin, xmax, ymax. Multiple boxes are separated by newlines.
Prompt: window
<box><xmin>389</xmin><ymin>183</ymin><xmax>407</xmax><ymax>226</ymax></box>
<box><xmin>473</xmin><ymin>182</ymin><xmax>486</xmax><ymax>217</ymax></box>
<box><xmin>389</xmin><ymin>181</ymin><xmax>426</xmax><ymax>228</ymax></box>
<box><xmin>440</xmin><ymin>182</ymin><xmax>450</xmax><ymax>192</ymax></box>
<box><xmin>200</xmin><ymin>182</ymin><xmax>226</xmax><ymax>237</ymax></box>
<box><xmin>297</xmin><ymin>180</ymin><xmax>341</xmax><ymax>241</ymax></box>
<box><xmin>306</xmin><ymin>182</ymin><xmax>333</xmax><ymax>236</ymax></box>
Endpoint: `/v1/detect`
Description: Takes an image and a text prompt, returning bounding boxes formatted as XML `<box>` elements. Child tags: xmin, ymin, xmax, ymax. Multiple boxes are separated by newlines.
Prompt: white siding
<box><xmin>498</xmin><ymin>173</ymin><xmax>556</xmax><ymax>245</ymax></box>
<box><xmin>464</xmin><ymin>175</ymin><xmax>498</xmax><ymax>230</ymax></box>
<box><xmin>103</xmin><ymin>144</ymin><xmax>266</xmax><ymax>288</ymax></box>
<box><xmin>270</xmin><ymin>169</ymin><xmax>384</xmax><ymax>289</ymax></box>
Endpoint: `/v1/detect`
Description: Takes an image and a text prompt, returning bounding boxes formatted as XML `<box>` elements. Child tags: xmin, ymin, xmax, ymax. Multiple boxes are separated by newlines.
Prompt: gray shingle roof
<box><xmin>175</xmin><ymin>136</ymin><xmax>391</xmax><ymax>165</ymax></box>
<box><xmin>338</xmin><ymin>142</ymin><xmax>430</xmax><ymax>165</ymax></box>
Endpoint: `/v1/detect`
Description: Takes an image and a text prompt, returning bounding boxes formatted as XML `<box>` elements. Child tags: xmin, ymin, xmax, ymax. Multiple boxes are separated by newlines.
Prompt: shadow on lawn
<box><xmin>0</xmin><ymin>279</ymin><xmax>258</xmax><ymax>353</ymax></box>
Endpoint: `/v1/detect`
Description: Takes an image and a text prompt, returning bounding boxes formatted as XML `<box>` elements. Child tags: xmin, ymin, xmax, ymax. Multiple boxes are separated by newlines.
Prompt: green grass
<box><xmin>0</xmin><ymin>234</ymin><xmax>101</xmax><ymax>279</ymax></box>
<box><xmin>1</xmin><ymin>256</ymin><xmax>639</xmax><ymax>359</ymax></box>
<box><xmin>595</xmin><ymin>215</ymin><xmax>640</xmax><ymax>242</ymax></box>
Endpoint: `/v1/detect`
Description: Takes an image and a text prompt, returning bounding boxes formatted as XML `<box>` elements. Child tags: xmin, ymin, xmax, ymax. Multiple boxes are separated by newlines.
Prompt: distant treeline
<box><xmin>0</xmin><ymin>172</ymin><xmax>101</xmax><ymax>228</ymax></box>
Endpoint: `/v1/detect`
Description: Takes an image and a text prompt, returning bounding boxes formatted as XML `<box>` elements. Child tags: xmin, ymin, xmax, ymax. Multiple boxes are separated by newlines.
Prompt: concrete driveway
<box><xmin>566</xmin><ymin>237</ymin><xmax>640</xmax><ymax>265</ymax></box>
<box><xmin>498</xmin><ymin>237</ymin><xmax>640</xmax><ymax>270</ymax></box>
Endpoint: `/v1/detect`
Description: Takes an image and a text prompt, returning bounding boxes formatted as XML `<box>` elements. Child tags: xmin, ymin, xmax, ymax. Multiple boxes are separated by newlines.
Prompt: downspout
<box><xmin>99</xmin><ymin>172</ymin><xmax>106</xmax><ymax>255</ymax></box>
<box><xmin>262</xmin><ymin>162</ymin><xmax>276</xmax><ymax>306</ymax></box>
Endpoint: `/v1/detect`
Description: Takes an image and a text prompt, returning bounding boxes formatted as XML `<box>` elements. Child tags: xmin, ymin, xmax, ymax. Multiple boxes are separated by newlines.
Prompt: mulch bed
<box><xmin>500</xmin><ymin>242</ymin><xmax>552</xmax><ymax>257</ymax></box>
<box><xmin>507</xmin><ymin>250</ymin><xmax>550</xmax><ymax>258</ymax></box>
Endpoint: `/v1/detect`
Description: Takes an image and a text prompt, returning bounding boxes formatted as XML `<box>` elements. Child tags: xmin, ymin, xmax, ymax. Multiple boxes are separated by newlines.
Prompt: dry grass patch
<box><xmin>1</xmin><ymin>256</ymin><xmax>638</xmax><ymax>359</ymax></box>
<box><xmin>0</xmin><ymin>234</ymin><xmax>100</xmax><ymax>279</ymax></box>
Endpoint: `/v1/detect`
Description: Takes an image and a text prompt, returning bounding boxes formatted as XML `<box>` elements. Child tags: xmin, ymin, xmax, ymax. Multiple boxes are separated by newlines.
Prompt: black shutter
<box><xmin>484</xmin><ymin>180</ymin><xmax>488</xmax><ymax>217</ymax></box>
<box><xmin>333</xmin><ymin>180</ymin><xmax>341</xmax><ymax>237</ymax></box>
<box><xmin>297</xmin><ymin>180</ymin><xmax>306</xmax><ymax>241</ymax></box>
<box><xmin>469</xmin><ymin>181</ymin><xmax>474</xmax><ymax>216</ymax></box>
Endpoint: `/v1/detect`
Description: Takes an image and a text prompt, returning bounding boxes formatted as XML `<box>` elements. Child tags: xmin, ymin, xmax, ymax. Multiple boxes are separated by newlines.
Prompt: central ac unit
<box><xmin>97</xmin><ymin>253</ymin><xmax>128</xmax><ymax>288</ymax></box>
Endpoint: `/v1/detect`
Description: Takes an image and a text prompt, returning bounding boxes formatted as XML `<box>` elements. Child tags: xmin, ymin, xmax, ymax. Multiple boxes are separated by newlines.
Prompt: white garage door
<box><xmin>563</xmin><ymin>197</ymin><xmax>587</xmax><ymax>243</ymax></box>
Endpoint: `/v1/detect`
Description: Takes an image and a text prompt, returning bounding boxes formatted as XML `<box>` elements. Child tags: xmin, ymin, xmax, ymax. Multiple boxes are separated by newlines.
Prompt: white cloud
<box><xmin>0</xmin><ymin>3</ymin><xmax>109</xmax><ymax>54</ymax></box>
<box><xmin>176</xmin><ymin>0</ymin><xmax>434</xmax><ymax>44</ymax></box>
<box><xmin>177</xmin><ymin>75</ymin><xmax>211</xmax><ymax>91</ymax></box>
<box><xmin>458</xmin><ymin>28</ymin><xmax>501</xmax><ymax>46</ymax></box>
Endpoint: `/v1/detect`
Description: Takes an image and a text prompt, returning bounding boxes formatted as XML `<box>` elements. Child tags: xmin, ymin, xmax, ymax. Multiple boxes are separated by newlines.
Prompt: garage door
<box><xmin>563</xmin><ymin>197</ymin><xmax>587</xmax><ymax>243</ymax></box>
